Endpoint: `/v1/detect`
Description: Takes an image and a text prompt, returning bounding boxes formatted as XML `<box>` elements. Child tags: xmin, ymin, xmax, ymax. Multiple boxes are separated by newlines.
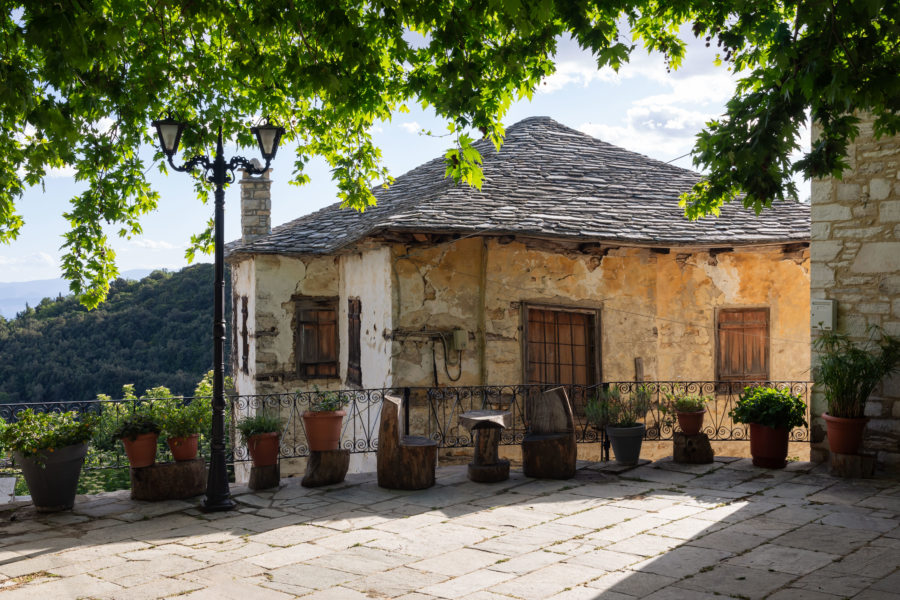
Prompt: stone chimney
<box><xmin>240</xmin><ymin>167</ymin><xmax>272</xmax><ymax>244</ymax></box>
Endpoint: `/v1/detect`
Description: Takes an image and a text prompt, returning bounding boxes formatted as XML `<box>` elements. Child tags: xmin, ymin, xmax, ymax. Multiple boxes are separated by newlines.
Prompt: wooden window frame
<box><xmin>715</xmin><ymin>307</ymin><xmax>770</xmax><ymax>383</ymax></box>
<box><xmin>293</xmin><ymin>296</ymin><xmax>339</xmax><ymax>380</ymax></box>
<box><xmin>347</xmin><ymin>297</ymin><xmax>362</xmax><ymax>387</ymax></box>
<box><xmin>521</xmin><ymin>303</ymin><xmax>601</xmax><ymax>386</ymax></box>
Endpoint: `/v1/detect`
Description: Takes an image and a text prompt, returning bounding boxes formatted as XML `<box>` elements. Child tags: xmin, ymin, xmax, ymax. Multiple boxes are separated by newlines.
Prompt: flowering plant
<box><xmin>0</xmin><ymin>409</ymin><xmax>97</xmax><ymax>460</ymax></box>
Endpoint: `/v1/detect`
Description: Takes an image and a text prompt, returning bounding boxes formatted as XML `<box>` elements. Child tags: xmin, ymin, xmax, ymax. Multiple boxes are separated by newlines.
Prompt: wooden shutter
<box><xmin>347</xmin><ymin>298</ymin><xmax>362</xmax><ymax>386</ymax></box>
<box><xmin>717</xmin><ymin>308</ymin><xmax>769</xmax><ymax>382</ymax></box>
<box><xmin>526</xmin><ymin>307</ymin><xmax>594</xmax><ymax>386</ymax></box>
<box><xmin>296</xmin><ymin>298</ymin><xmax>338</xmax><ymax>378</ymax></box>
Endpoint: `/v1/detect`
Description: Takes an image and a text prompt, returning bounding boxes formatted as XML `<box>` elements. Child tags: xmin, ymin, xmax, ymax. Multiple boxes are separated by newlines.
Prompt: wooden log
<box><xmin>249</xmin><ymin>463</ymin><xmax>280</xmax><ymax>490</ymax></box>
<box><xmin>673</xmin><ymin>432</ymin><xmax>714</xmax><ymax>464</ymax></box>
<box><xmin>473</xmin><ymin>427</ymin><xmax>501</xmax><ymax>466</ymax></box>
<box><xmin>522</xmin><ymin>433</ymin><xmax>577</xmax><ymax>479</ymax></box>
<box><xmin>302</xmin><ymin>449</ymin><xmax>350</xmax><ymax>488</ymax></box>
<box><xmin>468</xmin><ymin>460</ymin><xmax>510</xmax><ymax>483</ymax></box>
<box><xmin>830</xmin><ymin>452</ymin><xmax>875</xmax><ymax>479</ymax></box>
<box><xmin>378</xmin><ymin>395</ymin><xmax>438</xmax><ymax>490</ymax></box>
<box><xmin>130</xmin><ymin>459</ymin><xmax>206</xmax><ymax>501</ymax></box>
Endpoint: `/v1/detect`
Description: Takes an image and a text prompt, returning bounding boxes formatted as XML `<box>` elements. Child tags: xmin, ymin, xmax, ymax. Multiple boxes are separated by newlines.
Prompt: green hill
<box><xmin>0</xmin><ymin>264</ymin><xmax>230</xmax><ymax>405</ymax></box>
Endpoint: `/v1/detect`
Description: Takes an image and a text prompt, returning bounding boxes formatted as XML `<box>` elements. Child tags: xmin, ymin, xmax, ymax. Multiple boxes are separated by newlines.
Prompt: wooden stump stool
<box><xmin>249</xmin><ymin>463</ymin><xmax>280</xmax><ymax>490</ymax></box>
<box><xmin>673</xmin><ymin>432</ymin><xmax>714</xmax><ymax>464</ymax></box>
<box><xmin>302</xmin><ymin>449</ymin><xmax>350</xmax><ymax>488</ymax></box>
<box><xmin>378</xmin><ymin>395</ymin><xmax>438</xmax><ymax>490</ymax></box>
<box><xmin>522</xmin><ymin>387</ymin><xmax>577</xmax><ymax>480</ymax></box>
<box><xmin>460</xmin><ymin>410</ymin><xmax>511</xmax><ymax>483</ymax></box>
<box><xmin>130</xmin><ymin>459</ymin><xmax>207</xmax><ymax>501</ymax></box>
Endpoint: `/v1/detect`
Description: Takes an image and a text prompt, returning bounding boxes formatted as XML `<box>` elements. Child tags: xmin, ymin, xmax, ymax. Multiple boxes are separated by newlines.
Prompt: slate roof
<box><xmin>228</xmin><ymin>117</ymin><xmax>809</xmax><ymax>258</ymax></box>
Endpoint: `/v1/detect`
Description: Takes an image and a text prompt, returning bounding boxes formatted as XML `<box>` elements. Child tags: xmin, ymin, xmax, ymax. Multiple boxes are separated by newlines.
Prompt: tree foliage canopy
<box><xmin>2</xmin><ymin>0</ymin><xmax>898</xmax><ymax>306</ymax></box>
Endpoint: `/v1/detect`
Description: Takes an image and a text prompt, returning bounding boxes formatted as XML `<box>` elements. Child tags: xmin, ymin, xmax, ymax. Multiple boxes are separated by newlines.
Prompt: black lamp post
<box><xmin>151</xmin><ymin>116</ymin><xmax>284</xmax><ymax>511</ymax></box>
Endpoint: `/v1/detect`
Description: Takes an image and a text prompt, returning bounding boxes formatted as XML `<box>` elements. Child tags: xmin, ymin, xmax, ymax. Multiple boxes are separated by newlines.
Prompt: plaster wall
<box><xmin>390</xmin><ymin>237</ymin><xmax>810</xmax><ymax>388</ymax></box>
<box><xmin>339</xmin><ymin>248</ymin><xmax>394</xmax><ymax>388</ymax></box>
<box><xmin>231</xmin><ymin>258</ymin><xmax>257</xmax><ymax>395</ymax></box>
<box><xmin>811</xmin><ymin>116</ymin><xmax>900</xmax><ymax>471</ymax></box>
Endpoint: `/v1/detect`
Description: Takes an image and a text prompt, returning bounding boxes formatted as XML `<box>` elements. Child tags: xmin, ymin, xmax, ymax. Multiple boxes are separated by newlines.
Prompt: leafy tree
<box><xmin>2</xmin><ymin>1</ymin><xmax>897</xmax><ymax>306</ymax></box>
<box><xmin>0</xmin><ymin>264</ymin><xmax>229</xmax><ymax>405</ymax></box>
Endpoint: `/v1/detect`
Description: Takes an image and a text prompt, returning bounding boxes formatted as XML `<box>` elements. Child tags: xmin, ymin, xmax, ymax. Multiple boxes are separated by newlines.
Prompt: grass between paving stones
<box><xmin>0</xmin><ymin>571</ymin><xmax>60</xmax><ymax>592</ymax></box>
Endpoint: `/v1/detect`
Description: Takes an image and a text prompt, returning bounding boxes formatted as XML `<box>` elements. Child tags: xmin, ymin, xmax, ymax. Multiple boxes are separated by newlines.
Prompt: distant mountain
<box><xmin>0</xmin><ymin>265</ymin><xmax>230</xmax><ymax>405</ymax></box>
<box><xmin>0</xmin><ymin>269</ymin><xmax>154</xmax><ymax>318</ymax></box>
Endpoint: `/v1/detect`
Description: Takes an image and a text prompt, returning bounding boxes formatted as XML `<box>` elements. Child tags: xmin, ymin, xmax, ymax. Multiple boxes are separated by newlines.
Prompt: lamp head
<box><xmin>251</xmin><ymin>120</ymin><xmax>285</xmax><ymax>162</ymax></box>
<box><xmin>151</xmin><ymin>116</ymin><xmax>186</xmax><ymax>157</ymax></box>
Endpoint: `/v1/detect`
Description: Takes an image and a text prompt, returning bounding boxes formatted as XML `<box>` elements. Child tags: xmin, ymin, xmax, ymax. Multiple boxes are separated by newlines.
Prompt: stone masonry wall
<box><xmin>239</xmin><ymin>169</ymin><xmax>272</xmax><ymax>244</ymax></box>
<box><xmin>810</xmin><ymin>117</ymin><xmax>900</xmax><ymax>471</ymax></box>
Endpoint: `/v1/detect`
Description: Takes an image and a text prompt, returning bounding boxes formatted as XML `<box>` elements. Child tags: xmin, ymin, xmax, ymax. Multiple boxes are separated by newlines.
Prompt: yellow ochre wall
<box><xmin>390</xmin><ymin>237</ymin><xmax>810</xmax><ymax>387</ymax></box>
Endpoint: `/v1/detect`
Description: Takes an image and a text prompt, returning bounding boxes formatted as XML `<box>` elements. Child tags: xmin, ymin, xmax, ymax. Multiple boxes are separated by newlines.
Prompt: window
<box><xmin>347</xmin><ymin>298</ymin><xmax>362</xmax><ymax>386</ymax></box>
<box><xmin>524</xmin><ymin>306</ymin><xmax>598</xmax><ymax>386</ymax></box>
<box><xmin>717</xmin><ymin>308</ymin><xmax>769</xmax><ymax>382</ymax></box>
<box><xmin>295</xmin><ymin>297</ymin><xmax>338</xmax><ymax>379</ymax></box>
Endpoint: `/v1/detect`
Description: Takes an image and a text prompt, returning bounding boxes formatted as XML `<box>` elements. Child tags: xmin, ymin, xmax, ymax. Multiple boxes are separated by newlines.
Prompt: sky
<box><xmin>1</xmin><ymin>34</ymin><xmax>810</xmax><ymax>284</ymax></box>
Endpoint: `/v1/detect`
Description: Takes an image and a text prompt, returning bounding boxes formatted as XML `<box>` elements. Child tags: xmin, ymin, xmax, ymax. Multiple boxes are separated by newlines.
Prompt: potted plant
<box><xmin>237</xmin><ymin>412</ymin><xmax>282</xmax><ymax>467</ymax></box>
<box><xmin>301</xmin><ymin>387</ymin><xmax>348</xmax><ymax>452</ymax></box>
<box><xmin>113</xmin><ymin>412</ymin><xmax>161</xmax><ymax>468</ymax></box>
<box><xmin>586</xmin><ymin>385</ymin><xmax>651</xmax><ymax>466</ymax></box>
<box><xmin>730</xmin><ymin>386</ymin><xmax>807</xmax><ymax>468</ymax></box>
<box><xmin>814</xmin><ymin>326</ymin><xmax>900</xmax><ymax>455</ymax></box>
<box><xmin>0</xmin><ymin>409</ymin><xmax>96</xmax><ymax>512</ymax></box>
<box><xmin>665</xmin><ymin>393</ymin><xmax>710</xmax><ymax>436</ymax></box>
<box><xmin>163</xmin><ymin>401</ymin><xmax>206</xmax><ymax>461</ymax></box>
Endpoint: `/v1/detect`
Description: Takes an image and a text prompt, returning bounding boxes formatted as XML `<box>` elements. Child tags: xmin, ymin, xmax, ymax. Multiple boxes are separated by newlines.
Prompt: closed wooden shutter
<box><xmin>296</xmin><ymin>298</ymin><xmax>338</xmax><ymax>378</ymax></box>
<box><xmin>526</xmin><ymin>307</ymin><xmax>595</xmax><ymax>386</ymax></box>
<box><xmin>717</xmin><ymin>308</ymin><xmax>769</xmax><ymax>382</ymax></box>
<box><xmin>347</xmin><ymin>298</ymin><xmax>362</xmax><ymax>386</ymax></box>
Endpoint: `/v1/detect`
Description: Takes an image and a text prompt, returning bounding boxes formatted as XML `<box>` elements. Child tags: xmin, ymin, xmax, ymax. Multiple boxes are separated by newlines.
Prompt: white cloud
<box><xmin>400</xmin><ymin>122</ymin><xmax>421</xmax><ymax>134</ymax></box>
<box><xmin>0</xmin><ymin>252</ymin><xmax>56</xmax><ymax>268</ymax></box>
<box><xmin>130</xmin><ymin>239</ymin><xmax>180</xmax><ymax>250</ymax></box>
<box><xmin>538</xmin><ymin>61</ymin><xmax>620</xmax><ymax>94</ymax></box>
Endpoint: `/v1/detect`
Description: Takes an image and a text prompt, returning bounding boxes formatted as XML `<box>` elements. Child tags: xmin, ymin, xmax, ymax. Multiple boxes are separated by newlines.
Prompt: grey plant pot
<box><xmin>14</xmin><ymin>442</ymin><xmax>88</xmax><ymax>512</ymax></box>
<box><xmin>606</xmin><ymin>424</ymin><xmax>646</xmax><ymax>466</ymax></box>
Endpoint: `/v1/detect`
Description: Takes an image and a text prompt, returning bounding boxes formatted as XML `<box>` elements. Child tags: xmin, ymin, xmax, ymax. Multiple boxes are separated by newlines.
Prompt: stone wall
<box><xmin>390</xmin><ymin>237</ymin><xmax>811</xmax><ymax>387</ymax></box>
<box><xmin>810</xmin><ymin>117</ymin><xmax>900</xmax><ymax>471</ymax></box>
<box><xmin>239</xmin><ymin>170</ymin><xmax>271</xmax><ymax>244</ymax></box>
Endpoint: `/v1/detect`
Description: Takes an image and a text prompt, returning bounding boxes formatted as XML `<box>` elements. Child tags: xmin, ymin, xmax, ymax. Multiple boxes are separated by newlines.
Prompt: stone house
<box><xmin>227</xmin><ymin>117</ymin><xmax>811</xmax><ymax>404</ymax></box>
<box><xmin>811</xmin><ymin>115</ymin><xmax>900</xmax><ymax>471</ymax></box>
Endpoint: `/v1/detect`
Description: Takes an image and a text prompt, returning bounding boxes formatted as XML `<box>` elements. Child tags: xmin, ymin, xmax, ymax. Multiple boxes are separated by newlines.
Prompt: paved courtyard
<box><xmin>1</xmin><ymin>457</ymin><xmax>899</xmax><ymax>600</ymax></box>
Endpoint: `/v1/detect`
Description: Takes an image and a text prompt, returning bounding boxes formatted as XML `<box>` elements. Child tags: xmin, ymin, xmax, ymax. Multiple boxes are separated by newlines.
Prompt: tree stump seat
<box><xmin>302</xmin><ymin>449</ymin><xmax>350</xmax><ymax>488</ymax></box>
<box><xmin>673</xmin><ymin>432</ymin><xmax>714</xmax><ymax>464</ymax></box>
<box><xmin>460</xmin><ymin>410</ymin><xmax>511</xmax><ymax>483</ymax></box>
<box><xmin>522</xmin><ymin>387</ymin><xmax>577</xmax><ymax>480</ymax></box>
<box><xmin>377</xmin><ymin>395</ymin><xmax>438</xmax><ymax>490</ymax></box>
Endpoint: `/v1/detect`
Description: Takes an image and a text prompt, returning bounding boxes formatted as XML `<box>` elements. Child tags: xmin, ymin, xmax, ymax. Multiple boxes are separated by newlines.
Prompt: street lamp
<box><xmin>151</xmin><ymin>116</ymin><xmax>284</xmax><ymax>511</ymax></box>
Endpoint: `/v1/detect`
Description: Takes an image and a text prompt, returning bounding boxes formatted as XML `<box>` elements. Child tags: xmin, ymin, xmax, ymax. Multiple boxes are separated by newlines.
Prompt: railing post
<box><xmin>403</xmin><ymin>387</ymin><xmax>411</xmax><ymax>436</ymax></box>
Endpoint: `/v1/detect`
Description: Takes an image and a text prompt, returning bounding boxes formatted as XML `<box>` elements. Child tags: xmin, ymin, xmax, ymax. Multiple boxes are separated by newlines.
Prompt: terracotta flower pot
<box><xmin>302</xmin><ymin>410</ymin><xmax>346</xmax><ymax>452</ymax></box>
<box><xmin>749</xmin><ymin>423</ymin><xmax>789</xmax><ymax>469</ymax></box>
<box><xmin>167</xmin><ymin>434</ymin><xmax>200</xmax><ymax>461</ymax></box>
<box><xmin>247</xmin><ymin>432</ymin><xmax>280</xmax><ymax>467</ymax></box>
<box><xmin>121</xmin><ymin>432</ymin><xmax>159</xmax><ymax>468</ymax></box>
<box><xmin>823</xmin><ymin>413</ymin><xmax>868</xmax><ymax>455</ymax></box>
<box><xmin>677</xmin><ymin>410</ymin><xmax>705</xmax><ymax>436</ymax></box>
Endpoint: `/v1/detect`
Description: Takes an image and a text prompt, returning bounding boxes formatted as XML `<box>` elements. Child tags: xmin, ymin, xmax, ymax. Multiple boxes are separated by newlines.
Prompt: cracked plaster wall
<box><xmin>390</xmin><ymin>237</ymin><xmax>810</xmax><ymax>388</ymax></box>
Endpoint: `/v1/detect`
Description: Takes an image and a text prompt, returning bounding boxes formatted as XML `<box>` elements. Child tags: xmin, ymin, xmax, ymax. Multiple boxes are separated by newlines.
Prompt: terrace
<box><xmin>2</xmin><ymin>457</ymin><xmax>898</xmax><ymax>599</ymax></box>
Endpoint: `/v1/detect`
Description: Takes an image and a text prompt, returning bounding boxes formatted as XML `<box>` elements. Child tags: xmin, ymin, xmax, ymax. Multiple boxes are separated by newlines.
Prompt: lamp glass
<box><xmin>252</xmin><ymin>124</ymin><xmax>283</xmax><ymax>160</ymax></box>
<box><xmin>155</xmin><ymin>121</ymin><xmax>183</xmax><ymax>155</ymax></box>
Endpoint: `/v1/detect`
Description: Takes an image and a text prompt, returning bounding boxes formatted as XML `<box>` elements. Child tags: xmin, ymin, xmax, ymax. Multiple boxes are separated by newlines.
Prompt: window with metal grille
<box><xmin>295</xmin><ymin>297</ymin><xmax>338</xmax><ymax>379</ymax></box>
<box><xmin>717</xmin><ymin>308</ymin><xmax>769</xmax><ymax>382</ymax></box>
<box><xmin>524</xmin><ymin>306</ymin><xmax>598</xmax><ymax>386</ymax></box>
<box><xmin>347</xmin><ymin>297</ymin><xmax>362</xmax><ymax>386</ymax></box>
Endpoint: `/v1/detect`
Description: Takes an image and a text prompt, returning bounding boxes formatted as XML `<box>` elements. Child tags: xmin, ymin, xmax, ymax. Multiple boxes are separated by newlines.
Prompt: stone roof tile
<box><xmin>228</xmin><ymin>116</ymin><xmax>809</xmax><ymax>258</ymax></box>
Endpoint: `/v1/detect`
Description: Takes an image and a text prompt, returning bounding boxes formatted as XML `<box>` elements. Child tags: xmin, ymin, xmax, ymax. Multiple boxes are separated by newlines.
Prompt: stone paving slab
<box><xmin>0</xmin><ymin>459</ymin><xmax>898</xmax><ymax>599</ymax></box>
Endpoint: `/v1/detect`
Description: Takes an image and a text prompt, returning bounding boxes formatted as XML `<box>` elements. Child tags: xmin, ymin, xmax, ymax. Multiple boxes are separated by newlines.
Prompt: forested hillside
<box><xmin>0</xmin><ymin>265</ymin><xmax>230</xmax><ymax>404</ymax></box>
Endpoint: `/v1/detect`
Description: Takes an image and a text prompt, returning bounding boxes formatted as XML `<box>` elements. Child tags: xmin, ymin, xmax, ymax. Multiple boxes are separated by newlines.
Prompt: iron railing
<box><xmin>0</xmin><ymin>380</ymin><xmax>811</xmax><ymax>476</ymax></box>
